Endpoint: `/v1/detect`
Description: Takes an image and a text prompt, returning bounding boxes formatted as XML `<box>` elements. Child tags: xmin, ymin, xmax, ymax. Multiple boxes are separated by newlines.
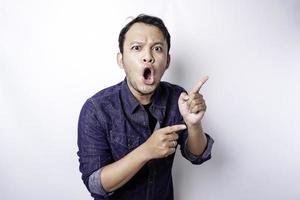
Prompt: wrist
<box><xmin>187</xmin><ymin>122</ymin><xmax>204</xmax><ymax>134</ymax></box>
<box><xmin>138</xmin><ymin>143</ymin><xmax>152</xmax><ymax>162</ymax></box>
<box><xmin>186</xmin><ymin>121</ymin><xmax>202</xmax><ymax>129</ymax></box>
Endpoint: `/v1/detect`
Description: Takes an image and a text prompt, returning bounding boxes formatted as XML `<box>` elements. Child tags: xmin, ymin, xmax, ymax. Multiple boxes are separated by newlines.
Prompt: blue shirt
<box><xmin>77</xmin><ymin>79</ymin><xmax>214</xmax><ymax>200</ymax></box>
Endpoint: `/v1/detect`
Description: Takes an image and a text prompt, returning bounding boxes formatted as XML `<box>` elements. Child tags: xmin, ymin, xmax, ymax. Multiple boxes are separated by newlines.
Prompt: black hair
<box><xmin>118</xmin><ymin>14</ymin><xmax>171</xmax><ymax>54</ymax></box>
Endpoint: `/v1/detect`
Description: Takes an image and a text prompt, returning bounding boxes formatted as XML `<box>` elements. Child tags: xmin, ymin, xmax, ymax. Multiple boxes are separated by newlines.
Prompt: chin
<box><xmin>138</xmin><ymin>85</ymin><xmax>157</xmax><ymax>95</ymax></box>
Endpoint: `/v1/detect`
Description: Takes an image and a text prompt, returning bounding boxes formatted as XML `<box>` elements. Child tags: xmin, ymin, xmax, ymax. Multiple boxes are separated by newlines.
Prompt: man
<box><xmin>77</xmin><ymin>14</ymin><xmax>214</xmax><ymax>200</ymax></box>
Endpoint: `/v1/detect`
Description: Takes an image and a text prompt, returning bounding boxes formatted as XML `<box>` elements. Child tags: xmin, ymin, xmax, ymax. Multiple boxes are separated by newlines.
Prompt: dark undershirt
<box><xmin>143</xmin><ymin>104</ymin><xmax>157</xmax><ymax>133</ymax></box>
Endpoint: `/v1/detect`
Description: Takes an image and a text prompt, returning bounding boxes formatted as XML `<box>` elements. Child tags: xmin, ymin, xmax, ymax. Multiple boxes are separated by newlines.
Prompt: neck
<box><xmin>135</xmin><ymin>94</ymin><xmax>152</xmax><ymax>105</ymax></box>
<box><xmin>127</xmin><ymin>83</ymin><xmax>153</xmax><ymax>105</ymax></box>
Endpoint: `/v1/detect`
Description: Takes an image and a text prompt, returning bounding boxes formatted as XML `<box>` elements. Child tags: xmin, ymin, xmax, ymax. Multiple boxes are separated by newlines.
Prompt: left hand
<box><xmin>178</xmin><ymin>76</ymin><xmax>208</xmax><ymax>126</ymax></box>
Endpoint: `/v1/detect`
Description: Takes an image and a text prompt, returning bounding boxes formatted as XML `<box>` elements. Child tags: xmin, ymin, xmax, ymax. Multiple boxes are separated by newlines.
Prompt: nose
<box><xmin>143</xmin><ymin>50</ymin><xmax>154</xmax><ymax>64</ymax></box>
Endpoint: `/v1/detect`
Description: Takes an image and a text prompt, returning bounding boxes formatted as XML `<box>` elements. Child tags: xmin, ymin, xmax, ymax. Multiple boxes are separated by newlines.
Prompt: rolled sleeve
<box><xmin>183</xmin><ymin>133</ymin><xmax>214</xmax><ymax>165</ymax></box>
<box><xmin>88</xmin><ymin>168</ymin><xmax>114</xmax><ymax>197</ymax></box>
<box><xmin>77</xmin><ymin>99</ymin><xmax>113</xmax><ymax>197</ymax></box>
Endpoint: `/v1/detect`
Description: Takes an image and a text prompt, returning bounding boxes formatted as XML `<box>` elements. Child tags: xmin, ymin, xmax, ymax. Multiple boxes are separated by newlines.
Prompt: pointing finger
<box><xmin>169</xmin><ymin>124</ymin><xmax>187</xmax><ymax>132</ymax></box>
<box><xmin>191</xmin><ymin>76</ymin><xmax>209</xmax><ymax>94</ymax></box>
<box><xmin>161</xmin><ymin>124</ymin><xmax>186</xmax><ymax>134</ymax></box>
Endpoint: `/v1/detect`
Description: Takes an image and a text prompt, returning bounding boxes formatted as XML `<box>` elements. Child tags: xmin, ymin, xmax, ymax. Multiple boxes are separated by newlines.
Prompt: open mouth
<box><xmin>143</xmin><ymin>67</ymin><xmax>154</xmax><ymax>85</ymax></box>
<box><xmin>143</xmin><ymin>68</ymin><xmax>151</xmax><ymax>80</ymax></box>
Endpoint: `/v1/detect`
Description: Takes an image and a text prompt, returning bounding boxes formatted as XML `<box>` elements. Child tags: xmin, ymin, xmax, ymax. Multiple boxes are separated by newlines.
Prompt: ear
<box><xmin>117</xmin><ymin>52</ymin><xmax>124</xmax><ymax>68</ymax></box>
<box><xmin>166</xmin><ymin>54</ymin><xmax>171</xmax><ymax>69</ymax></box>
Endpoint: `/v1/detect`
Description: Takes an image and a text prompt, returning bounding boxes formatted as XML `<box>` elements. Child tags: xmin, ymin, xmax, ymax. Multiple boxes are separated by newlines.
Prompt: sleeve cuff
<box><xmin>88</xmin><ymin>168</ymin><xmax>114</xmax><ymax>197</ymax></box>
<box><xmin>183</xmin><ymin>133</ymin><xmax>214</xmax><ymax>164</ymax></box>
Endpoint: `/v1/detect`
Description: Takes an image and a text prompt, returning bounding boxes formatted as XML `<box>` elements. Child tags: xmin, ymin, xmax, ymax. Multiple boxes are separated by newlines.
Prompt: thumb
<box><xmin>178</xmin><ymin>92</ymin><xmax>189</xmax><ymax>104</ymax></box>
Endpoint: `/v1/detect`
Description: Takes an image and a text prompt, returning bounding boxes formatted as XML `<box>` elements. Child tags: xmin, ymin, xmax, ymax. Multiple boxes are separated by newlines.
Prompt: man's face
<box><xmin>118</xmin><ymin>22</ymin><xmax>170</xmax><ymax>98</ymax></box>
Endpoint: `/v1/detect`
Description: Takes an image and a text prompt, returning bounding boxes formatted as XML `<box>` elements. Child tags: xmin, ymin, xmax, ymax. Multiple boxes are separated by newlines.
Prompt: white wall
<box><xmin>1</xmin><ymin>0</ymin><xmax>300</xmax><ymax>199</ymax></box>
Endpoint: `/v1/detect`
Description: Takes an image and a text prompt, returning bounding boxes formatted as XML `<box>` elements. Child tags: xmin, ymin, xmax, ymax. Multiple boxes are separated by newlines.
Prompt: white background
<box><xmin>1</xmin><ymin>0</ymin><xmax>300</xmax><ymax>199</ymax></box>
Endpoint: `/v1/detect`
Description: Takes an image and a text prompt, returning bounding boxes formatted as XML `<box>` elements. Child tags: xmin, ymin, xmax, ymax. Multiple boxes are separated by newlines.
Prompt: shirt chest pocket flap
<box><xmin>109</xmin><ymin>128</ymin><xmax>141</xmax><ymax>160</ymax></box>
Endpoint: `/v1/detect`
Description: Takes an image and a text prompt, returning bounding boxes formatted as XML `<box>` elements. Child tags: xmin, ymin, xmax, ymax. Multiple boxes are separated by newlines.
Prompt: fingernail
<box><xmin>180</xmin><ymin>124</ymin><xmax>187</xmax><ymax>129</ymax></box>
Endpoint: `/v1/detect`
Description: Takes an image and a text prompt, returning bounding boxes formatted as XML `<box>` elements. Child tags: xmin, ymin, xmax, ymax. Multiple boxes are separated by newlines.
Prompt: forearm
<box><xmin>187</xmin><ymin>122</ymin><xmax>207</xmax><ymax>156</ymax></box>
<box><xmin>100</xmin><ymin>144</ymin><xmax>149</xmax><ymax>192</ymax></box>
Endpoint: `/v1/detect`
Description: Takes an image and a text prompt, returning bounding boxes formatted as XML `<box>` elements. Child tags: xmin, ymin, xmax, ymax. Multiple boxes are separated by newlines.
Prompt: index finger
<box><xmin>191</xmin><ymin>76</ymin><xmax>209</xmax><ymax>93</ymax></box>
<box><xmin>164</xmin><ymin>124</ymin><xmax>187</xmax><ymax>134</ymax></box>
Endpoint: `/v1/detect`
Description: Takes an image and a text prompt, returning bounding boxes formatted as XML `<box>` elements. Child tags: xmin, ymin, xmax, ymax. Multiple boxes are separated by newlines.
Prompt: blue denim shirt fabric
<box><xmin>77</xmin><ymin>80</ymin><xmax>214</xmax><ymax>200</ymax></box>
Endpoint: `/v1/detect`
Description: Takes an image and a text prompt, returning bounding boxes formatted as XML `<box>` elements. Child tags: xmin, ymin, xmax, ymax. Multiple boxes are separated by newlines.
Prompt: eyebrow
<box><xmin>152</xmin><ymin>42</ymin><xmax>164</xmax><ymax>46</ymax></box>
<box><xmin>130</xmin><ymin>41</ymin><xmax>143</xmax><ymax>45</ymax></box>
<box><xmin>129</xmin><ymin>41</ymin><xmax>165</xmax><ymax>46</ymax></box>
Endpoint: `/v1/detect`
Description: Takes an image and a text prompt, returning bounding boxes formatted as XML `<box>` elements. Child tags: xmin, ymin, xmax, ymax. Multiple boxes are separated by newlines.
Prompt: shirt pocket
<box><xmin>109</xmin><ymin>129</ymin><xmax>141</xmax><ymax>161</ymax></box>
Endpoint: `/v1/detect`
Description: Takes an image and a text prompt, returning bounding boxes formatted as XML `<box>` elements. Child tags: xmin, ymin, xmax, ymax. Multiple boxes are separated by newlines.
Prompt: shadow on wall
<box><xmin>168</xmin><ymin>44</ymin><xmax>211</xmax><ymax>90</ymax></box>
<box><xmin>166</xmin><ymin>58</ymin><xmax>186</xmax><ymax>86</ymax></box>
<box><xmin>173</xmin><ymin>130</ymin><xmax>230</xmax><ymax>199</ymax></box>
<box><xmin>171</xmin><ymin>56</ymin><xmax>229</xmax><ymax>197</ymax></box>
<box><xmin>293</xmin><ymin>1</ymin><xmax>300</xmax><ymax>26</ymax></box>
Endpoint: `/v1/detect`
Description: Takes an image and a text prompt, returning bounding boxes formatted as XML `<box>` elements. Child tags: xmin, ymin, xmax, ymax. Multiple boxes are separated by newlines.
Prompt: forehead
<box><xmin>124</xmin><ymin>22</ymin><xmax>166</xmax><ymax>44</ymax></box>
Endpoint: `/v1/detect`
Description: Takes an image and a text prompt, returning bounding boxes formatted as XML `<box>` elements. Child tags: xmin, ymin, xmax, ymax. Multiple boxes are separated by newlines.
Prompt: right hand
<box><xmin>142</xmin><ymin>124</ymin><xmax>187</xmax><ymax>160</ymax></box>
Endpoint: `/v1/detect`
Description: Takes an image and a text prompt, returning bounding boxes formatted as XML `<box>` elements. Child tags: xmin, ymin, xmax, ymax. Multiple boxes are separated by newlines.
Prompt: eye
<box><xmin>131</xmin><ymin>45</ymin><xmax>141</xmax><ymax>51</ymax></box>
<box><xmin>154</xmin><ymin>46</ymin><xmax>163</xmax><ymax>52</ymax></box>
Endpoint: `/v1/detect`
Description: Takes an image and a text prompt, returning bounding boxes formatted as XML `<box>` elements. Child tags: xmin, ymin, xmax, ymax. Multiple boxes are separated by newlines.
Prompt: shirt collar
<box><xmin>120</xmin><ymin>79</ymin><xmax>168</xmax><ymax>120</ymax></box>
<box><xmin>121</xmin><ymin>79</ymin><xmax>140</xmax><ymax>114</ymax></box>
